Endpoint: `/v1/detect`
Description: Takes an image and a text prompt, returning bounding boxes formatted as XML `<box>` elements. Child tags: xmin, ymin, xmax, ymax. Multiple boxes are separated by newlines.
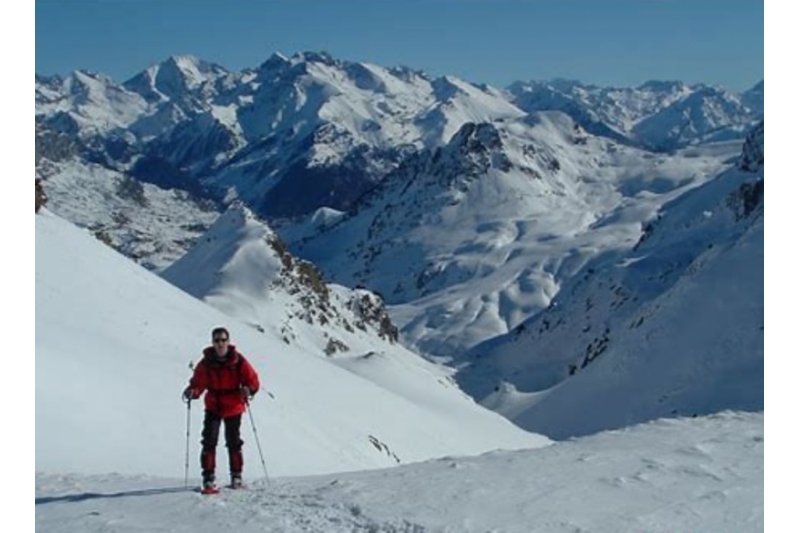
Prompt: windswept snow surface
<box><xmin>35</xmin><ymin>411</ymin><xmax>763</xmax><ymax>532</ymax></box>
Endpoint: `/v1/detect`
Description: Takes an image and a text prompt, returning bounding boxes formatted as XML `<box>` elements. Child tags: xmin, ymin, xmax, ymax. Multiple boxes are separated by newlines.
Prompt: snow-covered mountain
<box><xmin>456</xmin><ymin>123</ymin><xmax>764</xmax><ymax>438</ymax></box>
<box><xmin>35</xmin><ymin>70</ymin><xmax>150</xmax><ymax>136</ymax></box>
<box><xmin>36</xmin><ymin>65</ymin><xmax>223</xmax><ymax>271</ymax></box>
<box><xmin>34</xmin><ymin>50</ymin><xmax>762</xmax><ymax>261</ymax></box>
<box><xmin>36</xmin><ymin>209</ymin><xmax>548</xmax><ymax>479</ymax></box>
<box><xmin>162</xmin><ymin>204</ymin><xmax>401</xmax><ymax>358</ymax></box>
<box><xmin>123</xmin><ymin>54</ymin><xmax>230</xmax><ymax>105</ymax></box>
<box><xmin>34</xmin><ymin>50</ymin><xmax>763</xmax><ymax>399</ymax></box>
<box><xmin>290</xmin><ymin>111</ymin><xmax>740</xmax><ymax>356</ymax></box>
<box><xmin>507</xmin><ymin>79</ymin><xmax>763</xmax><ymax>151</ymax></box>
<box><xmin>740</xmin><ymin>80</ymin><xmax>764</xmax><ymax>118</ymax></box>
<box><xmin>35</xmin><ymin>51</ymin><xmax>533</xmax><ymax>268</ymax></box>
<box><xmin>36</xmin><ymin>53</ymin><xmax>762</xmax><ymax>233</ymax></box>
<box><xmin>179</xmin><ymin>53</ymin><xmax>527</xmax><ymax>218</ymax></box>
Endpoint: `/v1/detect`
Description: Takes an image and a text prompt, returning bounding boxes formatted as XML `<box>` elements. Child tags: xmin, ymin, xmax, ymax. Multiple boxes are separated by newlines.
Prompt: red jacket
<box><xmin>187</xmin><ymin>345</ymin><xmax>260</xmax><ymax>418</ymax></box>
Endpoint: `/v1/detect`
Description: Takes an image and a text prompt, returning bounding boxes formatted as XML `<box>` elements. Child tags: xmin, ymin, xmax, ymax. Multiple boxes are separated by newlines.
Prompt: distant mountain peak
<box><xmin>388</xmin><ymin>64</ymin><xmax>430</xmax><ymax>82</ymax></box>
<box><xmin>123</xmin><ymin>54</ymin><xmax>228</xmax><ymax>102</ymax></box>
<box><xmin>72</xmin><ymin>69</ymin><xmax>113</xmax><ymax>83</ymax></box>
<box><xmin>548</xmin><ymin>78</ymin><xmax>591</xmax><ymax>91</ymax></box>
<box><xmin>63</xmin><ymin>70</ymin><xmax>120</xmax><ymax>95</ymax></box>
<box><xmin>293</xmin><ymin>50</ymin><xmax>337</xmax><ymax>66</ymax></box>
<box><xmin>637</xmin><ymin>79</ymin><xmax>686</xmax><ymax>92</ymax></box>
<box><xmin>745</xmin><ymin>80</ymin><xmax>764</xmax><ymax>93</ymax></box>
<box><xmin>165</xmin><ymin>53</ymin><xmax>200</xmax><ymax>66</ymax></box>
<box><xmin>259</xmin><ymin>51</ymin><xmax>291</xmax><ymax>71</ymax></box>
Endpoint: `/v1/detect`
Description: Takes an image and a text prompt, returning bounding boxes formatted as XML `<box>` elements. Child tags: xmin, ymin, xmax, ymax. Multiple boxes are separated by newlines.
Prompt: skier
<box><xmin>183</xmin><ymin>327</ymin><xmax>260</xmax><ymax>493</ymax></box>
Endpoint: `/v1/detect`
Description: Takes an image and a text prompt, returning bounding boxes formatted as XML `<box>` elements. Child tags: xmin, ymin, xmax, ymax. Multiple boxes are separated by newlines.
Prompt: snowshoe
<box><xmin>200</xmin><ymin>479</ymin><xmax>220</xmax><ymax>495</ymax></box>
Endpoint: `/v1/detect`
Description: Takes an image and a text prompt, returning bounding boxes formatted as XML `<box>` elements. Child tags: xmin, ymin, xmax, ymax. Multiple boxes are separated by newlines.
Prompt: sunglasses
<box><xmin>213</xmin><ymin>337</ymin><xmax>229</xmax><ymax>343</ymax></box>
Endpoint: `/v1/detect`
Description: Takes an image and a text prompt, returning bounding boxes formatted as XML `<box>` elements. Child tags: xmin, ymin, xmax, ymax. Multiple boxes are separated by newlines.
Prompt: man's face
<box><xmin>212</xmin><ymin>334</ymin><xmax>229</xmax><ymax>357</ymax></box>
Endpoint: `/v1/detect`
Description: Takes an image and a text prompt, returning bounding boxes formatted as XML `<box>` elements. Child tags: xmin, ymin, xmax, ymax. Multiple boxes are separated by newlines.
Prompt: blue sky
<box><xmin>36</xmin><ymin>0</ymin><xmax>763</xmax><ymax>91</ymax></box>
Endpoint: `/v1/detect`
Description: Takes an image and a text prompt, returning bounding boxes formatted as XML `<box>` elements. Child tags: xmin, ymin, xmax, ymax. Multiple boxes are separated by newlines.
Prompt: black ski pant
<box><xmin>200</xmin><ymin>410</ymin><xmax>243</xmax><ymax>481</ymax></box>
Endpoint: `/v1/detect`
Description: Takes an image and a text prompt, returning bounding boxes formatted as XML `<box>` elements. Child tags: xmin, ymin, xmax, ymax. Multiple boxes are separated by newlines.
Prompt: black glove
<box><xmin>241</xmin><ymin>386</ymin><xmax>254</xmax><ymax>401</ymax></box>
<box><xmin>182</xmin><ymin>387</ymin><xmax>195</xmax><ymax>402</ymax></box>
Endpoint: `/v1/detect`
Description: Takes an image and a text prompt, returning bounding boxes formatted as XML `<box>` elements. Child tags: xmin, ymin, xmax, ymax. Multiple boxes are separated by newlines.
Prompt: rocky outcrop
<box><xmin>36</xmin><ymin>179</ymin><xmax>47</xmax><ymax>213</ymax></box>
<box><xmin>738</xmin><ymin>121</ymin><xmax>764</xmax><ymax>172</ymax></box>
<box><xmin>347</xmin><ymin>289</ymin><xmax>399</xmax><ymax>343</ymax></box>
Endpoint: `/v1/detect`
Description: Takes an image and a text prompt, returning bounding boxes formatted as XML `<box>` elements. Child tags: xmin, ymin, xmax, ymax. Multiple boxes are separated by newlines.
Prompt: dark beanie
<box><xmin>211</xmin><ymin>326</ymin><xmax>229</xmax><ymax>339</ymax></box>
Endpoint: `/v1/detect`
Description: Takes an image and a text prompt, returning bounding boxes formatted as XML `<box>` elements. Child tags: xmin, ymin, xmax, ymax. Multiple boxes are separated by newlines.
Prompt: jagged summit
<box><xmin>637</xmin><ymin>79</ymin><xmax>686</xmax><ymax>92</ymax></box>
<box><xmin>292</xmin><ymin>50</ymin><xmax>337</xmax><ymax>65</ymax></box>
<box><xmin>123</xmin><ymin>54</ymin><xmax>229</xmax><ymax>103</ymax></box>
<box><xmin>258</xmin><ymin>51</ymin><xmax>291</xmax><ymax>72</ymax></box>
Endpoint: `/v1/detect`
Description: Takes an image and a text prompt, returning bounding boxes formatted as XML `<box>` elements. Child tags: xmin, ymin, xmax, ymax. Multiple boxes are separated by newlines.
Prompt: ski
<box><xmin>199</xmin><ymin>486</ymin><xmax>220</xmax><ymax>495</ymax></box>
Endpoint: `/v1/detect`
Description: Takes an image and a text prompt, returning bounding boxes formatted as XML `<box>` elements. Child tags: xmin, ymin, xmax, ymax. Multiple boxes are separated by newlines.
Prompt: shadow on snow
<box><xmin>35</xmin><ymin>486</ymin><xmax>193</xmax><ymax>505</ymax></box>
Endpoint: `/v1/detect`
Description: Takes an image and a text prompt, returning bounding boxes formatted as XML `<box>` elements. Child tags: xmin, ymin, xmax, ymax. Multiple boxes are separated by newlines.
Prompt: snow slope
<box><xmin>35</xmin><ymin>411</ymin><xmax>763</xmax><ymax>532</ymax></box>
<box><xmin>162</xmin><ymin>204</ymin><xmax>401</xmax><ymax>358</ymax></box>
<box><xmin>460</xmin><ymin>127</ymin><xmax>764</xmax><ymax>439</ymax></box>
<box><xmin>36</xmin><ymin>211</ymin><xmax>547</xmax><ymax>480</ymax></box>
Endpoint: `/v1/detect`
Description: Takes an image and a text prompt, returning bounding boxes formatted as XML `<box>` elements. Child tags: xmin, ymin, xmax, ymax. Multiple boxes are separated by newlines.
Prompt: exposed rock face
<box><xmin>347</xmin><ymin>289</ymin><xmax>399</xmax><ymax>343</ymax></box>
<box><xmin>727</xmin><ymin>121</ymin><xmax>764</xmax><ymax>221</ymax></box>
<box><xmin>738</xmin><ymin>121</ymin><xmax>764</xmax><ymax>173</ymax></box>
<box><xmin>36</xmin><ymin>179</ymin><xmax>48</xmax><ymax>213</ymax></box>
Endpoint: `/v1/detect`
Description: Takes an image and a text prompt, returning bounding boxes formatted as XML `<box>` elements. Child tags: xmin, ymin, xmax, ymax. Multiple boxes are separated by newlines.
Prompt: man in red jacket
<box><xmin>183</xmin><ymin>327</ymin><xmax>260</xmax><ymax>492</ymax></box>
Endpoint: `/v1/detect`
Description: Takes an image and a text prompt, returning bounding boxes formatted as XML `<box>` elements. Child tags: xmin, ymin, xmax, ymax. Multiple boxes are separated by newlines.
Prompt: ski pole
<box><xmin>184</xmin><ymin>397</ymin><xmax>191</xmax><ymax>489</ymax></box>
<box><xmin>184</xmin><ymin>360</ymin><xmax>195</xmax><ymax>489</ymax></box>
<box><xmin>245</xmin><ymin>399</ymin><xmax>272</xmax><ymax>486</ymax></box>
